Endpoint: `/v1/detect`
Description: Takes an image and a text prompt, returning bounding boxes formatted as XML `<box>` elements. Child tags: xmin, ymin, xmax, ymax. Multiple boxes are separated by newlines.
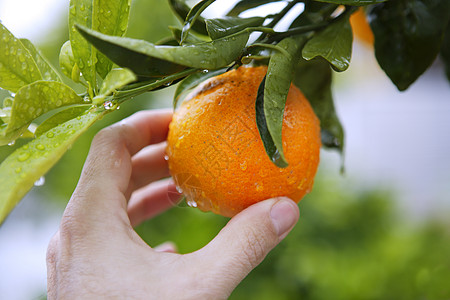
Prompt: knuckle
<box><xmin>93</xmin><ymin>126</ymin><xmax>117</xmax><ymax>145</ymax></box>
<box><xmin>58</xmin><ymin>208</ymin><xmax>88</xmax><ymax>243</ymax></box>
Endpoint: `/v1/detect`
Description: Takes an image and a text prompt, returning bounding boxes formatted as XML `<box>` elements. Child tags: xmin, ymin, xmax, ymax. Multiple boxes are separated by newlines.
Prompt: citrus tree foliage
<box><xmin>1</xmin><ymin>0</ymin><xmax>450</xmax><ymax>223</ymax></box>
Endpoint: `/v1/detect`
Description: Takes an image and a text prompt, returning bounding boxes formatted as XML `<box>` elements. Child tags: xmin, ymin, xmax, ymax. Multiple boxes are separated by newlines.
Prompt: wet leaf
<box><xmin>0</xmin><ymin>109</ymin><xmax>103</xmax><ymax>224</ymax></box>
<box><xmin>69</xmin><ymin>0</ymin><xmax>97</xmax><ymax>87</ymax></box>
<box><xmin>227</xmin><ymin>0</ymin><xmax>284</xmax><ymax>16</ymax></box>
<box><xmin>76</xmin><ymin>26</ymin><xmax>186</xmax><ymax>77</ymax></box>
<box><xmin>256</xmin><ymin>77</ymin><xmax>286</xmax><ymax>168</ymax></box>
<box><xmin>0</xmin><ymin>81</ymin><xmax>84</xmax><ymax>145</ymax></box>
<box><xmin>173</xmin><ymin>68</ymin><xmax>227</xmax><ymax>108</ymax></box>
<box><xmin>169</xmin><ymin>26</ymin><xmax>206</xmax><ymax>45</ymax></box>
<box><xmin>99</xmin><ymin>68</ymin><xmax>137</xmax><ymax>96</ymax></box>
<box><xmin>0</xmin><ymin>23</ymin><xmax>42</xmax><ymax>93</ymax></box>
<box><xmin>257</xmin><ymin>36</ymin><xmax>307</xmax><ymax>168</ymax></box>
<box><xmin>76</xmin><ymin>25</ymin><xmax>249</xmax><ymax>72</ymax></box>
<box><xmin>302</xmin><ymin>16</ymin><xmax>352</xmax><ymax>72</ymax></box>
<box><xmin>20</xmin><ymin>39</ymin><xmax>62</xmax><ymax>82</ymax></box>
<box><xmin>168</xmin><ymin>0</ymin><xmax>209</xmax><ymax>36</ymax></box>
<box><xmin>206</xmin><ymin>16</ymin><xmax>265</xmax><ymax>40</ymax></box>
<box><xmin>35</xmin><ymin>105</ymin><xmax>91</xmax><ymax>137</ymax></box>
<box><xmin>293</xmin><ymin>57</ymin><xmax>344</xmax><ymax>153</ymax></box>
<box><xmin>181</xmin><ymin>0</ymin><xmax>216</xmax><ymax>44</ymax></box>
<box><xmin>369</xmin><ymin>0</ymin><xmax>450</xmax><ymax>90</ymax></box>
<box><xmin>113</xmin><ymin>68</ymin><xmax>198</xmax><ymax>101</ymax></box>
<box><xmin>59</xmin><ymin>41</ymin><xmax>80</xmax><ymax>81</ymax></box>
<box><xmin>93</xmin><ymin>0</ymin><xmax>132</xmax><ymax>78</ymax></box>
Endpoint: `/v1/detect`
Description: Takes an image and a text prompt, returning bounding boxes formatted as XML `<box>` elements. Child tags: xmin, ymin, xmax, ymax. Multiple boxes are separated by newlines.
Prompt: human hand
<box><xmin>46</xmin><ymin>109</ymin><xmax>299</xmax><ymax>299</ymax></box>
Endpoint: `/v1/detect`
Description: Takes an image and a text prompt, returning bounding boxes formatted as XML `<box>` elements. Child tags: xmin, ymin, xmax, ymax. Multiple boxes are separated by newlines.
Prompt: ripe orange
<box><xmin>350</xmin><ymin>8</ymin><xmax>374</xmax><ymax>46</ymax></box>
<box><xmin>166</xmin><ymin>66</ymin><xmax>321</xmax><ymax>217</ymax></box>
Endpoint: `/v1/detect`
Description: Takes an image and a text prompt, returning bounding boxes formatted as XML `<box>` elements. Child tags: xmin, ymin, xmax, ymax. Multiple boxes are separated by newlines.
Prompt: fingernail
<box><xmin>270</xmin><ymin>198</ymin><xmax>299</xmax><ymax>238</ymax></box>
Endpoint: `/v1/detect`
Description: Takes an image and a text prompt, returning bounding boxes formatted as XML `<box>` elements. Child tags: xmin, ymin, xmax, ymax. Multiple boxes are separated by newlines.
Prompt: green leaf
<box><xmin>313</xmin><ymin>0</ymin><xmax>385</xmax><ymax>5</ymax></box>
<box><xmin>227</xmin><ymin>0</ymin><xmax>284</xmax><ymax>17</ymax></box>
<box><xmin>0</xmin><ymin>81</ymin><xmax>85</xmax><ymax>145</ymax></box>
<box><xmin>169</xmin><ymin>26</ymin><xmax>206</xmax><ymax>45</ymax></box>
<box><xmin>113</xmin><ymin>68</ymin><xmax>198</xmax><ymax>101</ymax></box>
<box><xmin>206</xmin><ymin>16</ymin><xmax>265</xmax><ymax>40</ymax></box>
<box><xmin>76</xmin><ymin>25</ymin><xmax>250</xmax><ymax>72</ymax></box>
<box><xmin>0</xmin><ymin>97</ymin><xmax>13</xmax><ymax>124</ymax></box>
<box><xmin>68</xmin><ymin>0</ymin><xmax>131</xmax><ymax>84</ymax></box>
<box><xmin>35</xmin><ymin>105</ymin><xmax>91</xmax><ymax>137</ymax></box>
<box><xmin>69</xmin><ymin>0</ymin><xmax>97</xmax><ymax>88</ymax></box>
<box><xmin>173</xmin><ymin>68</ymin><xmax>227</xmax><ymax>108</ymax></box>
<box><xmin>76</xmin><ymin>26</ymin><xmax>186</xmax><ymax>78</ymax></box>
<box><xmin>257</xmin><ymin>36</ymin><xmax>307</xmax><ymax>168</ymax></box>
<box><xmin>0</xmin><ymin>23</ymin><xmax>42</xmax><ymax>92</ymax></box>
<box><xmin>99</xmin><ymin>68</ymin><xmax>137</xmax><ymax>96</ymax></box>
<box><xmin>93</xmin><ymin>68</ymin><xmax>137</xmax><ymax>105</ymax></box>
<box><xmin>19</xmin><ymin>39</ymin><xmax>62</xmax><ymax>82</ymax></box>
<box><xmin>293</xmin><ymin>58</ymin><xmax>344</xmax><ymax>152</ymax></box>
<box><xmin>59</xmin><ymin>41</ymin><xmax>81</xmax><ymax>82</ymax></box>
<box><xmin>369</xmin><ymin>0</ymin><xmax>450</xmax><ymax>90</ymax></box>
<box><xmin>302</xmin><ymin>16</ymin><xmax>353</xmax><ymax>72</ymax></box>
<box><xmin>441</xmin><ymin>22</ymin><xmax>450</xmax><ymax>82</ymax></box>
<box><xmin>168</xmin><ymin>0</ymin><xmax>209</xmax><ymax>36</ymax></box>
<box><xmin>93</xmin><ymin>0</ymin><xmax>132</xmax><ymax>78</ymax></box>
<box><xmin>181</xmin><ymin>0</ymin><xmax>216</xmax><ymax>44</ymax></box>
<box><xmin>256</xmin><ymin>77</ymin><xmax>286</xmax><ymax>168</ymax></box>
<box><xmin>0</xmin><ymin>109</ymin><xmax>103</xmax><ymax>224</ymax></box>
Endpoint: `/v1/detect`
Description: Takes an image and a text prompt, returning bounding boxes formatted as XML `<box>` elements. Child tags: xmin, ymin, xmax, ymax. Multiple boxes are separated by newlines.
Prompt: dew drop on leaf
<box><xmin>17</xmin><ymin>152</ymin><xmax>30</xmax><ymax>162</ymax></box>
<box><xmin>34</xmin><ymin>176</ymin><xmax>45</xmax><ymax>187</ymax></box>
<box><xmin>103</xmin><ymin>100</ymin><xmax>113</xmax><ymax>110</ymax></box>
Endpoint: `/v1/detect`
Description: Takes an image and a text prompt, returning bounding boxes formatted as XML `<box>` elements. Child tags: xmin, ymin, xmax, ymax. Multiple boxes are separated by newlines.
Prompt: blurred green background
<box><xmin>1</xmin><ymin>0</ymin><xmax>450</xmax><ymax>299</ymax></box>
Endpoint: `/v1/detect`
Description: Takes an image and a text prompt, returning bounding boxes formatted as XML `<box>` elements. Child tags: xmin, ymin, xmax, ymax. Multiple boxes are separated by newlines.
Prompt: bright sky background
<box><xmin>0</xmin><ymin>0</ymin><xmax>66</xmax><ymax>42</ymax></box>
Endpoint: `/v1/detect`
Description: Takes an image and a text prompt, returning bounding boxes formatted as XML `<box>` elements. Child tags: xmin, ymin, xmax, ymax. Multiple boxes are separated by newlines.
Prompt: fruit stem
<box><xmin>113</xmin><ymin>68</ymin><xmax>200</xmax><ymax>104</ymax></box>
<box><xmin>266</xmin><ymin>0</ymin><xmax>301</xmax><ymax>29</ymax></box>
<box><xmin>246</xmin><ymin>43</ymin><xmax>291</xmax><ymax>58</ymax></box>
<box><xmin>265</xmin><ymin>22</ymin><xmax>328</xmax><ymax>42</ymax></box>
<box><xmin>255</xmin><ymin>0</ymin><xmax>302</xmax><ymax>43</ymax></box>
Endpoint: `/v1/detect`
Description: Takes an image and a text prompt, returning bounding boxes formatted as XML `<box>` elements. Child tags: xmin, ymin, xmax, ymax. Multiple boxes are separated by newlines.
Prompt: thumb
<box><xmin>198</xmin><ymin>197</ymin><xmax>299</xmax><ymax>290</ymax></box>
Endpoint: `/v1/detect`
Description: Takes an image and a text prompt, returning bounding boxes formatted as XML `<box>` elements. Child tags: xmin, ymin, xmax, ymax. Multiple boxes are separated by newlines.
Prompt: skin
<box><xmin>46</xmin><ymin>109</ymin><xmax>299</xmax><ymax>299</ymax></box>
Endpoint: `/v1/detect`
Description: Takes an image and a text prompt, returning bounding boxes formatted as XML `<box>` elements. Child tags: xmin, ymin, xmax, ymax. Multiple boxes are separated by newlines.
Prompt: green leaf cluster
<box><xmin>0</xmin><ymin>0</ymin><xmax>135</xmax><ymax>223</ymax></box>
<box><xmin>369</xmin><ymin>0</ymin><xmax>450</xmax><ymax>90</ymax></box>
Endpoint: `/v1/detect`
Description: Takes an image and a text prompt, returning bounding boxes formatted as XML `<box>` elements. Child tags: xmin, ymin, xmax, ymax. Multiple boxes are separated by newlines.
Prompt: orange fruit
<box><xmin>166</xmin><ymin>66</ymin><xmax>321</xmax><ymax>217</ymax></box>
<box><xmin>350</xmin><ymin>7</ymin><xmax>374</xmax><ymax>46</ymax></box>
